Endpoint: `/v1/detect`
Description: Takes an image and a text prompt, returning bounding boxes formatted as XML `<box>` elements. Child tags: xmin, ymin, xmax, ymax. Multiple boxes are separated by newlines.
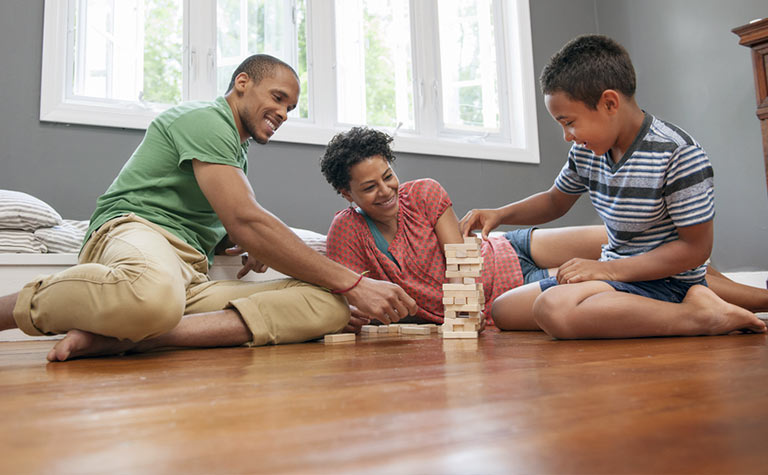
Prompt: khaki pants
<box><xmin>13</xmin><ymin>215</ymin><xmax>349</xmax><ymax>345</ymax></box>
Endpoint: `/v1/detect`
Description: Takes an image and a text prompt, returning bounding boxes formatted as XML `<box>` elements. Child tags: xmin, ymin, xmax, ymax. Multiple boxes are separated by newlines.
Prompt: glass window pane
<box><xmin>71</xmin><ymin>0</ymin><xmax>182</xmax><ymax>105</ymax></box>
<box><xmin>216</xmin><ymin>0</ymin><xmax>308</xmax><ymax>119</ymax></box>
<box><xmin>438</xmin><ymin>0</ymin><xmax>499</xmax><ymax>133</ymax></box>
<box><xmin>335</xmin><ymin>0</ymin><xmax>414</xmax><ymax>129</ymax></box>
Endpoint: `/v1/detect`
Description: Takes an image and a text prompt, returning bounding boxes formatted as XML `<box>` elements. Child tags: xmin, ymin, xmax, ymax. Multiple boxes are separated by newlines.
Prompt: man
<box><xmin>0</xmin><ymin>54</ymin><xmax>417</xmax><ymax>361</ymax></box>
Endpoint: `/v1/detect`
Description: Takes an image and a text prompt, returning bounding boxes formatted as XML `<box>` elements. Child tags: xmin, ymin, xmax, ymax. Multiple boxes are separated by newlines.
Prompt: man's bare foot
<box><xmin>0</xmin><ymin>292</ymin><xmax>19</xmax><ymax>331</ymax></box>
<box><xmin>684</xmin><ymin>285</ymin><xmax>767</xmax><ymax>335</ymax></box>
<box><xmin>47</xmin><ymin>329</ymin><xmax>138</xmax><ymax>362</ymax></box>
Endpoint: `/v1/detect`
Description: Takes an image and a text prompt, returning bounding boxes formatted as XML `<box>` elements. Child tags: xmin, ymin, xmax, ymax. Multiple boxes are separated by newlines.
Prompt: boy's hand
<box><xmin>459</xmin><ymin>208</ymin><xmax>501</xmax><ymax>240</ymax></box>
<box><xmin>557</xmin><ymin>258</ymin><xmax>616</xmax><ymax>284</ymax></box>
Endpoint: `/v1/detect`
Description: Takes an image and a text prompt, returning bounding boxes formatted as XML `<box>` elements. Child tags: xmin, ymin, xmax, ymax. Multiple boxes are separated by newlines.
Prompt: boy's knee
<box><xmin>532</xmin><ymin>289</ymin><xmax>575</xmax><ymax>339</ymax></box>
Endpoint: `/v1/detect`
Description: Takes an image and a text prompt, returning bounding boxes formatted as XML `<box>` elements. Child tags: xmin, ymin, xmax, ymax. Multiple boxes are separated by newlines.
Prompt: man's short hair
<box><xmin>540</xmin><ymin>34</ymin><xmax>636</xmax><ymax>109</ymax></box>
<box><xmin>320</xmin><ymin>127</ymin><xmax>396</xmax><ymax>193</ymax></box>
<box><xmin>226</xmin><ymin>54</ymin><xmax>298</xmax><ymax>93</ymax></box>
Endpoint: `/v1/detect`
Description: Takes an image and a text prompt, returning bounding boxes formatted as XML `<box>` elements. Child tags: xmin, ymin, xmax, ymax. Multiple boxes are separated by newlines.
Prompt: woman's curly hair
<box><xmin>320</xmin><ymin>127</ymin><xmax>396</xmax><ymax>193</ymax></box>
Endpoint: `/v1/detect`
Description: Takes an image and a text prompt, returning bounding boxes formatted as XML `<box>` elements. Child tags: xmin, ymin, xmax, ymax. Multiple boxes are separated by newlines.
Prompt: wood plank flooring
<box><xmin>1</xmin><ymin>329</ymin><xmax>766</xmax><ymax>474</ymax></box>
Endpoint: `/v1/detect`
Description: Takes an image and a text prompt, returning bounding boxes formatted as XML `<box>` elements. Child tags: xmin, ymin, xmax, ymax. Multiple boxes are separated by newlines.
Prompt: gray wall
<box><xmin>0</xmin><ymin>0</ymin><xmax>765</xmax><ymax>270</ymax></box>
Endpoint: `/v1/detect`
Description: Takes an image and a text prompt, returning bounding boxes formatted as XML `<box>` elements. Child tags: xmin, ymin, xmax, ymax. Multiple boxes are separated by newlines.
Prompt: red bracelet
<box><xmin>332</xmin><ymin>271</ymin><xmax>369</xmax><ymax>294</ymax></box>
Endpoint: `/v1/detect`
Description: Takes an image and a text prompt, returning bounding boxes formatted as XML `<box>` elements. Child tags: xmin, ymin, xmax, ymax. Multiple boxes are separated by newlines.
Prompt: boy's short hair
<box><xmin>320</xmin><ymin>127</ymin><xmax>396</xmax><ymax>193</ymax></box>
<box><xmin>226</xmin><ymin>54</ymin><xmax>298</xmax><ymax>93</ymax></box>
<box><xmin>540</xmin><ymin>34</ymin><xmax>636</xmax><ymax>109</ymax></box>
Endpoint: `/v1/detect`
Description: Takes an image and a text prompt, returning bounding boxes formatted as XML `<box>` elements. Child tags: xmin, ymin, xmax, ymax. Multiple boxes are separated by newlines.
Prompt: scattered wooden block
<box><xmin>401</xmin><ymin>326</ymin><xmax>431</xmax><ymax>335</ymax></box>
<box><xmin>378</xmin><ymin>325</ymin><xmax>392</xmax><ymax>333</ymax></box>
<box><xmin>360</xmin><ymin>325</ymin><xmax>378</xmax><ymax>333</ymax></box>
<box><xmin>324</xmin><ymin>333</ymin><xmax>356</xmax><ymax>343</ymax></box>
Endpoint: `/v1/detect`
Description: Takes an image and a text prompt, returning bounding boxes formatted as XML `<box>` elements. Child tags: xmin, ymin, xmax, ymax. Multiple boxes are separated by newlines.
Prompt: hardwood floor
<box><xmin>1</xmin><ymin>329</ymin><xmax>766</xmax><ymax>474</ymax></box>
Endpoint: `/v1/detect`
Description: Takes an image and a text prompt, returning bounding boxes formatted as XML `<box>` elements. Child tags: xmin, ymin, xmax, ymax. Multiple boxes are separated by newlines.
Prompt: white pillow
<box><xmin>290</xmin><ymin>227</ymin><xmax>327</xmax><ymax>255</ymax></box>
<box><xmin>34</xmin><ymin>219</ymin><xmax>89</xmax><ymax>253</ymax></box>
<box><xmin>0</xmin><ymin>229</ymin><xmax>47</xmax><ymax>253</ymax></box>
<box><xmin>0</xmin><ymin>190</ymin><xmax>62</xmax><ymax>231</ymax></box>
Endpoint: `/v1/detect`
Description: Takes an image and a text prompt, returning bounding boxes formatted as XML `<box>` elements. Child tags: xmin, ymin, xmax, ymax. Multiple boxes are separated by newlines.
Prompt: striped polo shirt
<box><xmin>555</xmin><ymin>113</ymin><xmax>714</xmax><ymax>282</ymax></box>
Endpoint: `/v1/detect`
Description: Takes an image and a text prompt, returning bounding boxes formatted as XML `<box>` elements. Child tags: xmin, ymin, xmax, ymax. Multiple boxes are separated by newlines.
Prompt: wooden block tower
<box><xmin>441</xmin><ymin>236</ymin><xmax>484</xmax><ymax>339</ymax></box>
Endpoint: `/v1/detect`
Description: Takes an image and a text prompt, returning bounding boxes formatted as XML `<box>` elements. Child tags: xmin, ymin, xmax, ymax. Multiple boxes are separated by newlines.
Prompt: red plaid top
<box><xmin>326</xmin><ymin>179</ymin><xmax>524</xmax><ymax>323</ymax></box>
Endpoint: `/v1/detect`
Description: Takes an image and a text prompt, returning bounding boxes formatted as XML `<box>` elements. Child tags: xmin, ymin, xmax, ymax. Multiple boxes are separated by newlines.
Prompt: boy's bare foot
<box><xmin>47</xmin><ymin>329</ymin><xmax>138</xmax><ymax>362</ymax></box>
<box><xmin>684</xmin><ymin>285</ymin><xmax>767</xmax><ymax>335</ymax></box>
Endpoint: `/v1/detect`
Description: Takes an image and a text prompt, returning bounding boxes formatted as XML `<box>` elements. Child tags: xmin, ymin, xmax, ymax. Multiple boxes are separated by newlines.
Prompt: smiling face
<box><xmin>340</xmin><ymin>155</ymin><xmax>400</xmax><ymax>225</ymax></box>
<box><xmin>233</xmin><ymin>66</ymin><xmax>299</xmax><ymax>144</ymax></box>
<box><xmin>544</xmin><ymin>91</ymin><xmax>618</xmax><ymax>157</ymax></box>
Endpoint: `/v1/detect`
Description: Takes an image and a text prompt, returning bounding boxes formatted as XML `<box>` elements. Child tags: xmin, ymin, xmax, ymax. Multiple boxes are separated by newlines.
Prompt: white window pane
<box><xmin>438</xmin><ymin>0</ymin><xmax>499</xmax><ymax>133</ymax></box>
<box><xmin>335</xmin><ymin>0</ymin><xmax>414</xmax><ymax>129</ymax></box>
<box><xmin>71</xmin><ymin>0</ymin><xmax>182</xmax><ymax>105</ymax></box>
<box><xmin>216</xmin><ymin>0</ymin><xmax>307</xmax><ymax>118</ymax></box>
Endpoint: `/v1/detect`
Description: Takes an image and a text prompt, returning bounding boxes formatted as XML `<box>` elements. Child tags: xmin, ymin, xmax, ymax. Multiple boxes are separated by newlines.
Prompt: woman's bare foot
<box><xmin>47</xmin><ymin>329</ymin><xmax>138</xmax><ymax>362</ymax></box>
<box><xmin>683</xmin><ymin>285</ymin><xmax>767</xmax><ymax>335</ymax></box>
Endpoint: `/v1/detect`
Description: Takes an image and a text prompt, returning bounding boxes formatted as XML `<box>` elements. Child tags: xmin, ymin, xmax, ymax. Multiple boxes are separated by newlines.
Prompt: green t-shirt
<box><xmin>85</xmin><ymin>96</ymin><xmax>249</xmax><ymax>265</ymax></box>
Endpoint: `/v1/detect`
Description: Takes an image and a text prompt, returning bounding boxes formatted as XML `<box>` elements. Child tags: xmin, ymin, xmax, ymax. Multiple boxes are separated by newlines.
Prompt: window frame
<box><xmin>40</xmin><ymin>0</ymin><xmax>539</xmax><ymax>163</ymax></box>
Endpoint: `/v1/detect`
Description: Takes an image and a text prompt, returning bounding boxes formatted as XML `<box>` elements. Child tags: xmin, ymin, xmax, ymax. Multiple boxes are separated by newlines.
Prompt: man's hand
<box><xmin>342</xmin><ymin>306</ymin><xmax>372</xmax><ymax>334</ymax></box>
<box><xmin>224</xmin><ymin>245</ymin><xmax>269</xmax><ymax>279</ymax></box>
<box><xmin>459</xmin><ymin>208</ymin><xmax>501</xmax><ymax>240</ymax></box>
<box><xmin>343</xmin><ymin>277</ymin><xmax>418</xmax><ymax>325</ymax></box>
<box><xmin>556</xmin><ymin>258</ymin><xmax>616</xmax><ymax>284</ymax></box>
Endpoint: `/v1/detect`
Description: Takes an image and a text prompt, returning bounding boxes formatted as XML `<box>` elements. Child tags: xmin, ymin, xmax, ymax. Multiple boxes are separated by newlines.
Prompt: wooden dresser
<box><xmin>733</xmin><ymin>18</ymin><xmax>768</xmax><ymax>197</ymax></box>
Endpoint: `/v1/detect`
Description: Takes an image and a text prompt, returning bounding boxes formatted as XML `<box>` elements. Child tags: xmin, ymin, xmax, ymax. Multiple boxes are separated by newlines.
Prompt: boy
<box><xmin>459</xmin><ymin>35</ymin><xmax>766</xmax><ymax>339</ymax></box>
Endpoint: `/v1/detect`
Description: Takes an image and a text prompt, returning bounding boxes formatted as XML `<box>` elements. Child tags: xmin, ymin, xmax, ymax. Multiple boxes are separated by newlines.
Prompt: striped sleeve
<box><xmin>663</xmin><ymin>144</ymin><xmax>714</xmax><ymax>227</ymax></box>
<box><xmin>554</xmin><ymin>152</ymin><xmax>588</xmax><ymax>195</ymax></box>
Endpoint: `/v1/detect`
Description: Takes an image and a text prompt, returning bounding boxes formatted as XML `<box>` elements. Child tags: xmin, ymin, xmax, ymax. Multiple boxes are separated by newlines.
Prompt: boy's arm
<box><xmin>459</xmin><ymin>186</ymin><xmax>580</xmax><ymax>238</ymax></box>
<box><xmin>556</xmin><ymin>220</ymin><xmax>713</xmax><ymax>284</ymax></box>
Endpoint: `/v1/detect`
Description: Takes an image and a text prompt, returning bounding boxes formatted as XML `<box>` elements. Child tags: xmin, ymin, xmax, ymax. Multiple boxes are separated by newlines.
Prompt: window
<box><xmin>41</xmin><ymin>0</ymin><xmax>538</xmax><ymax>162</ymax></box>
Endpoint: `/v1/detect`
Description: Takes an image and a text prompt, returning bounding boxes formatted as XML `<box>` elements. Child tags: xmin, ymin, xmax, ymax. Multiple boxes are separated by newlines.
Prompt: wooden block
<box><xmin>443</xmin><ymin>303</ymin><xmax>483</xmax><ymax>312</ymax></box>
<box><xmin>463</xmin><ymin>277</ymin><xmax>476</xmax><ymax>284</ymax></box>
<box><xmin>378</xmin><ymin>325</ymin><xmax>392</xmax><ymax>333</ymax></box>
<box><xmin>445</xmin><ymin>250</ymin><xmax>456</xmax><ymax>258</ymax></box>
<box><xmin>453</xmin><ymin>296</ymin><xmax>467</xmax><ymax>305</ymax></box>
<box><xmin>467</xmin><ymin>297</ymin><xmax>478</xmax><ymax>305</ymax></box>
<box><xmin>455</xmin><ymin>249</ymin><xmax>467</xmax><ymax>258</ymax></box>
<box><xmin>445</xmin><ymin>243</ymin><xmax>479</xmax><ymax>251</ymax></box>
<box><xmin>464</xmin><ymin>235</ymin><xmax>481</xmax><ymax>245</ymax></box>
<box><xmin>443</xmin><ymin>283</ymin><xmax>480</xmax><ymax>292</ymax></box>
<box><xmin>442</xmin><ymin>331</ymin><xmax>478</xmax><ymax>339</ymax></box>
<box><xmin>360</xmin><ymin>325</ymin><xmax>378</xmax><ymax>333</ymax></box>
<box><xmin>445</xmin><ymin>270</ymin><xmax>481</xmax><ymax>278</ymax></box>
<box><xmin>466</xmin><ymin>249</ymin><xmax>479</xmax><ymax>257</ymax></box>
<box><xmin>756</xmin><ymin>312</ymin><xmax>768</xmax><ymax>322</ymax></box>
<box><xmin>443</xmin><ymin>290</ymin><xmax>482</xmax><ymax>298</ymax></box>
<box><xmin>421</xmin><ymin>324</ymin><xmax>439</xmax><ymax>333</ymax></box>
<box><xmin>442</xmin><ymin>297</ymin><xmax>454</xmax><ymax>304</ymax></box>
<box><xmin>444</xmin><ymin>310</ymin><xmax>456</xmax><ymax>319</ymax></box>
<box><xmin>447</xmin><ymin>264</ymin><xmax>459</xmax><ymax>271</ymax></box>
<box><xmin>401</xmin><ymin>326</ymin><xmax>431</xmax><ymax>335</ymax></box>
<box><xmin>446</xmin><ymin>257</ymin><xmax>483</xmax><ymax>265</ymax></box>
<box><xmin>324</xmin><ymin>333</ymin><xmax>356</xmax><ymax>343</ymax></box>
<box><xmin>388</xmin><ymin>325</ymin><xmax>400</xmax><ymax>333</ymax></box>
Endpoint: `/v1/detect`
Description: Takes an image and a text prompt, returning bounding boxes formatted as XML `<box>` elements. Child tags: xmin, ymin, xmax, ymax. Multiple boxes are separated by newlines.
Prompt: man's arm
<box><xmin>556</xmin><ymin>220</ymin><xmax>713</xmax><ymax>284</ymax></box>
<box><xmin>192</xmin><ymin>160</ymin><xmax>417</xmax><ymax>322</ymax></box>
<box><xmin>459</xmin><ymin>186</ymin><xmax>580</xmax><ymax>238</ymax></box>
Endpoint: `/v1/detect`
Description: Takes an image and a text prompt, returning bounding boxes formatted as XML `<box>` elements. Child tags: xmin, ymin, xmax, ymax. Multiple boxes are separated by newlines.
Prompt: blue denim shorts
<box><xmin>538</xmin><ymin>275</ymin><xmax>706</xmax><ymax>303</ymax></box>
<box><xmin>504</xmin><ymin>228</ymin><xmax>550</xmax><ymax>284</ymax></box>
